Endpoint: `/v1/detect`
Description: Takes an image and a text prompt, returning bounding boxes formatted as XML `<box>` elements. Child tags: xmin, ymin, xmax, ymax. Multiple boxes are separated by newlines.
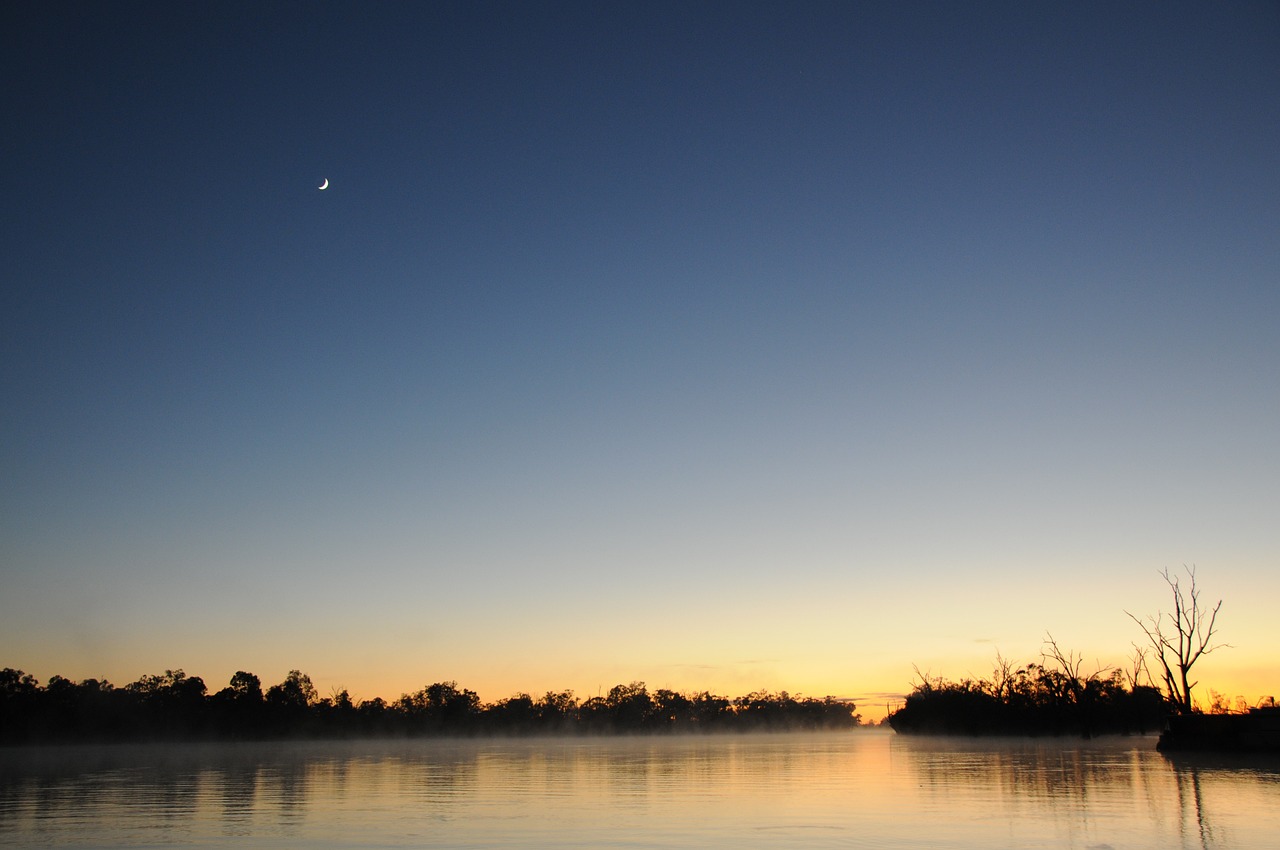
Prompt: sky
<box><xmin>3</xmin><ymin>1</ymin><xmax>1278</xmax><ymax>720</ymax></box>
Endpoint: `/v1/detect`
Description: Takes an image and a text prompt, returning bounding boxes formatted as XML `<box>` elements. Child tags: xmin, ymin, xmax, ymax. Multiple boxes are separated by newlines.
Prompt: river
<box><xmin>2</xmin><ymin>730</ymin><xmax>1277</xmax><ymax>849</ymax></box>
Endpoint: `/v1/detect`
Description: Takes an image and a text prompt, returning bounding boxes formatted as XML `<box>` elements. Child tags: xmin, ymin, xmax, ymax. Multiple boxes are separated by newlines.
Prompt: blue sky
<box><xmin>3</xmin><ymin>2</ymin><xmax>1277</xmax><ymax>714</ymax></box>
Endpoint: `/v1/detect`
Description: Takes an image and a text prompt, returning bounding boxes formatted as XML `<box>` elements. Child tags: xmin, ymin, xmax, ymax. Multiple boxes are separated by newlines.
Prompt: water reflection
<box><xmin>889</xmin><ymin>735</ymin><xmax>1280</xmax><ymax>850</ymax></box>
<box><xmin>1</xmin><ymin>733</ymin><xmax>1277</xmax><ymax>849</ymax></box>
<box><xmin>1161</xmin><ymin>751</ymin><xmax>1280</xmax><ymax>850</ymax></box>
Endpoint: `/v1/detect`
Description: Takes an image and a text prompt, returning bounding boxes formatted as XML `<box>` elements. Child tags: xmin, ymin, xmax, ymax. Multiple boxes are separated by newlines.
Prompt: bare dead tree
<box><xmin>1042</xmin><ymin>634</ymin><xmax>1083</xmax><ymax>682</ymax></box>
<box><xmin>1124</xmin><ymin>643</ymin><xmax>1154</xmax><ymax>691</ymax></box>
<box><xmin>910</xmin><ymin>664</ymin><xmax>942</xmax><ymax>693</ymax></box>
<box><xmin>1041</xmin><ymin>633</ymin><xmax>1111</xmax><ymax>702</ymax></box>
<box><xmin>1125</xmin><ymin>565</ymin><xmax>1228</xmax><ymax>714</ymax></box>
<box><xmin>989</xmin><ymin>650</ymin><xmax>1017</xmax><ymax>701</ymax></box>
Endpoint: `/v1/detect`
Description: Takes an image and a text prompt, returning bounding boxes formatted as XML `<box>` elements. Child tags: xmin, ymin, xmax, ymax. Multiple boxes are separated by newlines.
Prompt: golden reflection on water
<box><xmin>888</xmin><ymin>734</ymin><xmax>1280</xmax><ymax>850</ymax></box>
<box><xmin>1</xmin><ymin>733</ymin><xmax>1277</xmax><ymax>849</ymax></box>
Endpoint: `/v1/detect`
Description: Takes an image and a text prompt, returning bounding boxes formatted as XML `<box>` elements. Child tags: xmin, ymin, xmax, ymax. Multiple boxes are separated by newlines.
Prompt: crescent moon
<box><xmin>318</xmin><ymin>178</ymin><xmax>329</xmax><ymax>190</ymax></box>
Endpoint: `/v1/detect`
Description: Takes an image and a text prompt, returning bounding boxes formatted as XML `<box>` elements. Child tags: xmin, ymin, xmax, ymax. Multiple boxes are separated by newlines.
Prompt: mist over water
<box><xmin>2</xmin><ymin>732</ymin><xmax>1277</xmax><ymax>849</ymax></box>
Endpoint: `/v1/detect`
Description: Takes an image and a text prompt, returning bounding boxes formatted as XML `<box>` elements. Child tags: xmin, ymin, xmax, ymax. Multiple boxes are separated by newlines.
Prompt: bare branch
<box><xmin>1124</xmin><ymin>643</ymin><xmax>1153</xmax><ymax>691</ymax></box>
<box><xmin>1128</xmin><ymin>565</ymin><xmax>1228</xmax><ymax>713</ymax></box>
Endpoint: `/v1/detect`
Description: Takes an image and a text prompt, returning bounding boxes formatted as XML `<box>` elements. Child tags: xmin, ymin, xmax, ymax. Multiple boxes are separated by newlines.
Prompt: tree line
<box><xmin>888</xmin><ymin>566</ymin><xmax>1233</xmax><ymax>737</ymax></box>
<box><xmin>0</xmin><ymin>669</ymin><xmax>860</xmax><ymax>744</ymax></box>
<box><xmin>886</xmin><ymin>643</ymin><xmax>1168</xmax><ymax>737</ymax></box>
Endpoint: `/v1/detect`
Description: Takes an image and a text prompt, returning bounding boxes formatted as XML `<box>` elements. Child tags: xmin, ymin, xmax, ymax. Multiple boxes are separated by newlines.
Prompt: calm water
<box><xmin>2</xmin><ymin>731</ymin><xmax>1277</xmax><ymax>849</ymax></box>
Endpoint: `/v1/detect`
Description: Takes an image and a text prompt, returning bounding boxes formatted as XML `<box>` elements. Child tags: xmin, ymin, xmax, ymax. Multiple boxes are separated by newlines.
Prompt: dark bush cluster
<box><xmin>887</xmin><ymin>659</ymin><xmax>1168</xmax><ymax>737</ymax></box>
<box><xmin>0</xmin><ymin>668</ymin><xmax>860</xmax><ymax>743</ymax></box>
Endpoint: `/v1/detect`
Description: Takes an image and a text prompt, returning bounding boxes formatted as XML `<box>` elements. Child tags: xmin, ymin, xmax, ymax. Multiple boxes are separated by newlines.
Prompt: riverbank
<box><xmin>1158</xmin><ymin>707</ymin><xmax>1280</xmax><ymax>753</ymax></box>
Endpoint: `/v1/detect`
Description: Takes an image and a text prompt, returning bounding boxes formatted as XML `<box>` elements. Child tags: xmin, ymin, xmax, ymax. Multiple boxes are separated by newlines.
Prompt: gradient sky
<box><xmin>3</xmin><ymin>1</ymin><xmax>1277</xmax><ymax>719</ymax></box>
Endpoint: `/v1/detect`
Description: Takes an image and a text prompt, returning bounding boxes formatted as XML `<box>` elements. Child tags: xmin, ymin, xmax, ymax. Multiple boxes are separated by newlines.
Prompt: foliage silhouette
<box><xmin>0</xmin><ymin>670</ymin><xmax>860</xmax><ymax>744</ymax></box>
<box><xmin>887</xmin><ymin>646</ymin><xmax>1168</xmax><ymax>737</ymax></box>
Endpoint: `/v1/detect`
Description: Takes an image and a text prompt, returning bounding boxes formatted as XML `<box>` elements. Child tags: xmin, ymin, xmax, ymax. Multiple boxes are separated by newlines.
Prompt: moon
<box><xmin>318</xmin><ymin>178</ymin><xmax>329</xmax><ymax>190</ymax></box>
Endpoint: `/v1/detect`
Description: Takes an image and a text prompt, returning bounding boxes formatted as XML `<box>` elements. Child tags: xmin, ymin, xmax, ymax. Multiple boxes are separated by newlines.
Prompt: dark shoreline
<box><xmin>1157</xmin><ymin>708</ymin><xmax>1280</xmax><ymax>753</ymax></box>
<box><xmin>1</xmin><ymin>668</ymin><xmax>861</xmax><ymax>745</ymax></box>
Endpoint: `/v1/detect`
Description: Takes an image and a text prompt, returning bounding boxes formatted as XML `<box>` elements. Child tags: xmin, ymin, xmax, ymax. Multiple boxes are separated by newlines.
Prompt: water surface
<box><xmin>2</xmin><ymin>731</ymin><xmax>1277</xmax><ymax>849</ymax></box>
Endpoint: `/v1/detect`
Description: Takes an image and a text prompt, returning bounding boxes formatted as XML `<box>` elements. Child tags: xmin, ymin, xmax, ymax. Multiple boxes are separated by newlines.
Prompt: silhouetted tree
<box><xmin>0</xmin><ymin>668</ymin><xmax>41</xmax><ymax>738</ymax></box>
<box><xmin>264</xmin><ymin>670</ymin><xmax>317</xmax><ymax>735</ymax></box>
<box><xmin>536</xmin><ymin>690</ymin><xmax>579</xmax><ymax>729</ymax></box>
<box><xmin>266</xmin><ymin>670</ymin><xmax>317</xmax><ymax>709</ymax></box>
<box><xmin>210</xmin><ymin>671</ymin><xmax>267</xmax><ymax>737</ymax></box>
<box><xmin>311</xmin><ymin>688</ymin><xmax>358</xmax><ymax>736</ymax></box>
<box><xmin>577</xmin><ymin>695</ymin><xmax>610</xmax><ymax>731</ymax></box>
<box><xmin>125</xmin><ymin>669</ymin><xmax>208</xmax><ymax>738</ymax></box>
<box><xmin>734</xmin><ymin>690</ymin><xmax>791</xmax><ymax>728</ymax></box>
<box><xmin>1126</xmin><ymin>566</ymin><xmax>1228</xmax><ymax>714</ymax></box>
<box><xmin>229</xmin><ymin>671</ymin><xmax>263</xmax><ymax>701</ymax></box>
<box><xmin>652</xmin><ymin>689</ymin><xmax>694</xmax><ymax>728</ymax></box>
<box><xmin>397</xmin><ymin>681</ymin><xmax>481</xmax><ymax>733</ymax></box>
<box><xmin>690</xmin><ymin>691</ymin><xmax>733</xmax><ymax>727</ymax></box>
<box><xmin>488</xmin><ymin>693</ymin><xmax>538</xmax><ymax>733</ymax></box>
<box><xmin>606</xmin><ymin>681</ymin><xmax>654</xmax><ymax>729</ymax></box>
